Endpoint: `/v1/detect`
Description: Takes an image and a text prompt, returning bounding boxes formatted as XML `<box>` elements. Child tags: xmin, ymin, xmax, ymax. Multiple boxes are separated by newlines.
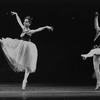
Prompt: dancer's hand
<box><xmin>46</xmin><ymin>26</ymin><xmax>54</xmax><ymax>31</ymax></box>
<box><xmin>11</xmin><ymin>11</ymin><xmax>17</xmax><ymax>16</ymax></box>
<box><xmin>95</xmin><ymin>12</ymin><xmax>99</xmax><ymax>16</ymax></box>
<box><xmin>20</xmin><ymin>33</ymin><xmax>25</xmax><ymax>38</ymax></box>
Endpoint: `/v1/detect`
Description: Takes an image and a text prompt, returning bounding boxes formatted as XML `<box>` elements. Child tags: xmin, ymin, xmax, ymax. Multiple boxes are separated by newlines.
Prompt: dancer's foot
<box><xmin>22</xmin><ymin>80</ymin><xmax>27</xmax><ymax>90</ymax></box>
<box><xmin>81</xmin><ymin>54</ymin><xmax>87</xmax><ymax>60</ymax></box>
<box><xmin>95</xmin><ymin>83</ymin><xmax>100</xmax><ymax>91</ymax></box>
<box><xmin>95</xmin><ymin>86</ymin><xmax>100</xmax><ymax>91</ymax></box>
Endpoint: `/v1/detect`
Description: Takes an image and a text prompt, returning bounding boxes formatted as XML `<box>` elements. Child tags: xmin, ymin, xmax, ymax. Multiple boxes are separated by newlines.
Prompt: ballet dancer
<box><xmin>0</xmin><ymin>11</ymin><xmax>53</xmax><ymax>90</ymax></box>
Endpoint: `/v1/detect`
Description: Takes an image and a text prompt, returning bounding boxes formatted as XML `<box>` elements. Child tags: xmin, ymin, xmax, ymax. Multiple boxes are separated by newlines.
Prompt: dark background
<box><xmin>0</xmin><ymin>0</ymin><xmax>99</xmax><ymax>86</ymax></box>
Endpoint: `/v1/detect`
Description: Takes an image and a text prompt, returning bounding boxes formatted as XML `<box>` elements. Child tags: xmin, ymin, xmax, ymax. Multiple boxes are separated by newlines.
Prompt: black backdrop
<box><xmin>0</xmin><ymin>0</ymin><xmax>99</xmax><ymax>86</ymax></box>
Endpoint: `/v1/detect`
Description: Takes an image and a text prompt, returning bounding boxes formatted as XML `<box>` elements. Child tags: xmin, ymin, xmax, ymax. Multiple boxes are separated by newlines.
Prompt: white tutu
<box><xmin>1</xmin><ymin>37</ymin><xmax>38</xmax><ymax>73</ymax></box>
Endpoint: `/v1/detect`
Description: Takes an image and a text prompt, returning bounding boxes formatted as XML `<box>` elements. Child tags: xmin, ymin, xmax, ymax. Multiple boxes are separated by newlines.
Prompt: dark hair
<box><xmin>93</xmin><ymin>45</ymin><xmax>100</xmax><ymax>49</ymax></box>
<box><xmin>24</xmin><ymin>16</ymin><xmax>33</xmax><ymax>24</ymax></box>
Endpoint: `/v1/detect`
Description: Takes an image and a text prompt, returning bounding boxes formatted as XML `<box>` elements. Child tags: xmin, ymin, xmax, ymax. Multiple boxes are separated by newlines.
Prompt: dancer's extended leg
<box><xmin>81</xmin><ymin>49</ymin><xmax>99</xmax><ymax>59</ymax></box>
<box><xmin>22</xmin><ymin>69</ymin><xmax>30</xmax><ymax>90</ymax></box>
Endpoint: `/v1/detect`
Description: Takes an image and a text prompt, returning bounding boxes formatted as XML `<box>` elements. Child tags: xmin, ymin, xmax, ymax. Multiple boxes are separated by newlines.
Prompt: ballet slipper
<box><xmin>22</xmin><ymin>80</ymin><xmax>27</xmax><ymax>90</ymax></box>
<box><xmin>81</xmin><ymin>55</ymin><xmax>87</xmax><ymax>60</ymax></box>
<box><xmin>95</xmin><ymin>83</ymin><xmax>100</xmax><ymax>91</ymax></box>
<box><xmin>95</xmin><ymin>86</ymin><xmax>100</xmax><ymax>91</ymax></box>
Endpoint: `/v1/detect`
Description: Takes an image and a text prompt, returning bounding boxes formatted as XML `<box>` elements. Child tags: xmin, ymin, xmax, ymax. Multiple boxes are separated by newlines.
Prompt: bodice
<box><xmin>21</xmin><ymin>33</ymin><xmax>31</xmax><ymax>41</ymax></box>
<box><xmin>21</xmin><ymin>28</ymin><xmax>31</xmax><ymax>41</ymax></box>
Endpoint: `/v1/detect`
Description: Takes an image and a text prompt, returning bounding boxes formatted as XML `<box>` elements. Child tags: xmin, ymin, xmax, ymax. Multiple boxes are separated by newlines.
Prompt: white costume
<box><xmin>1</xmin><ymin>37</ymin><xmax>38</xmax><ymax>73</ymax></box>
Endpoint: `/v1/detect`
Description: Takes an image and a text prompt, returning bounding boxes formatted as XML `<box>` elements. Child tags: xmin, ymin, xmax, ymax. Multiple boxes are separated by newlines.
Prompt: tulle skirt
<box><xmin>0</xmin><ymin>37</ymin><xmax>38</xmax><ymax>73</ymax></box>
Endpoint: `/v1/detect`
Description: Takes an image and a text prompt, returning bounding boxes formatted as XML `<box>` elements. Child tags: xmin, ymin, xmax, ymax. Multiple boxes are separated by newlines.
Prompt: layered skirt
<box><xmin>0</xmin><ymin>37</ymin><xmax>38</xmax><ymax>73</ymax></box>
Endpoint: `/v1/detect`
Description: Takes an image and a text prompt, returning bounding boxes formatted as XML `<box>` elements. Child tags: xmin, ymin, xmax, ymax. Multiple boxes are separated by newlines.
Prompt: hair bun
<box><xmin>25</xmin><ymin>16</ymin><xmax>33</xmax><ymax>24</ymax></box>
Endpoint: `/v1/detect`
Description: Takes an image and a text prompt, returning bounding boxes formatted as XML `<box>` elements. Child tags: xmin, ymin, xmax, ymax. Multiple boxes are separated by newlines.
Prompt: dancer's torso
<box><xmin>21</xmin><ymin>28</ymin><xmax>31</xmax><ymax>41</ymax></box>
<box><xmin>21</xmin><ymin>33</ymin><xmax>31</xmax><ymax>41</ymax></box>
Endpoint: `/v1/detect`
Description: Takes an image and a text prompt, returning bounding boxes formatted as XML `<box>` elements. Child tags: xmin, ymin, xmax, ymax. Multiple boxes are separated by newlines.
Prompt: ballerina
<box><xmin>0</xmin><ymin>11</ymin><xmax>53</xmax><ymax>90</ymax></box>
<box><xmin>81</xmin><ymin>46</ymin><xmax>100</xmax><ymax>90</ymax></box>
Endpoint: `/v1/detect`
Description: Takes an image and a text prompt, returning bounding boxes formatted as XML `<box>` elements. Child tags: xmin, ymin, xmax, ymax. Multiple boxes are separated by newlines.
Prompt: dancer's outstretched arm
<box><xmin>94</xmin><ymin>12</ymin><xmax>100</xmax><ymax>41</ymax></box>
<box><xmin>11</xmin><ymin>11</ymin><xmax>24</xmax><ymax>29</ymax></box>
<box><xmin>29</xmin><ymin>26</ymin><xmax>53</xmax><ymax>35</ymax></box>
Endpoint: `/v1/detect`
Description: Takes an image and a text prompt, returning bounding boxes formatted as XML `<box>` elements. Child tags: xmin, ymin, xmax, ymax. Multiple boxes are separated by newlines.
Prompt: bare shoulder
<box><xmin>29</xmin><ymin>29</ymin><xmax>35</xmax><ymax>33</ymax></box>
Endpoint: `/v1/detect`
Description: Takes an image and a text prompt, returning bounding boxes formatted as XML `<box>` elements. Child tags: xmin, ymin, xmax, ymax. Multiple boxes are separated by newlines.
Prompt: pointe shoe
<box><xmin>81</xmin><ymin>55</ymin><xmax>87</xmax><ymax>60</ymax></box>
<box><xmin>95</xmin><ymin>84</ymin><xmax>100</xmax><ymax>91</ymax></box>
<box><xmin>22</xmin><ymin>80</ymin><xmax>27</xmax><ymax>90</ymax></box>
<box><xmin>22</xmin><ymin>85</ymin><xmax>25</xmax><ymax>90</ymax></box>
<box><xmin>95</xmin><ymin>86</ymin><xmax>100</xmax><ymax>91</ymax></box>
<box><xmin>81</xmin><ymin>54</ymin><xmax>86</xmax><ymax>57</ymax></box>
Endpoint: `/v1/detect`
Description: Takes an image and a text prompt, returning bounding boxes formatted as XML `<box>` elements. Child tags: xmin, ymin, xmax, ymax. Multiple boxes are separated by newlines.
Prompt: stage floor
<box><xmin>0</xmin><ymin>84</ymin><xmax>99</xmax><ymax>98</ymax></box>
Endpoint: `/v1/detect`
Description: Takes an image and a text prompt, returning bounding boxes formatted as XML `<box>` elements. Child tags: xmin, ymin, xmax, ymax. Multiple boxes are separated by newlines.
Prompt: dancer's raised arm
<box><xmin>94</xmin><ymin>12</ymin><xmax>100</xmax><ymax>41</ymax></box>
<box><xmin>94</xmin><ymin>12</ymin><xmax>100</xmax><ymax>31</ymax></box>
<box><xmin>29</xmin><ymin>26</ymin><xmax>53</xmax><ymax>35</ymax></box>
<box><xmin>11</xmin><ymin>11</ymin><xmax>24</xmax><ymax>29</ymax></box>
